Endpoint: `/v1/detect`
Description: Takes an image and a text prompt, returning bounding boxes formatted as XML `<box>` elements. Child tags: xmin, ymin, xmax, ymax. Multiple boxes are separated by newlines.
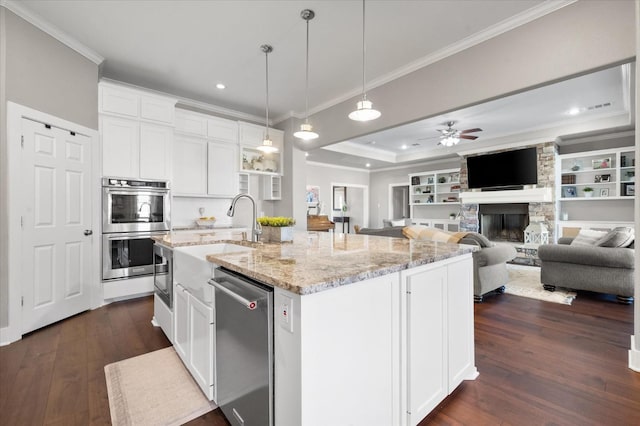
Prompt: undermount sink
<box><xmin>175</xmin><ymin>243</ymin><xmax>254</xmax><ymax>261</ymax></box>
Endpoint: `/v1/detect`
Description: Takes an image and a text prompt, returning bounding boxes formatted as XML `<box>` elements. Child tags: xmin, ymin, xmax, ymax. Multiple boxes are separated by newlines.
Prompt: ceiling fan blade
<box><xmin>459</xmin><ymin>135</ymin><xmax>478</xmax><ymax>140</ymax></box>
<box><xmin>460</xmin><ymin>128</ymin><xmax>482</xmax><ymax>134</ymax></box>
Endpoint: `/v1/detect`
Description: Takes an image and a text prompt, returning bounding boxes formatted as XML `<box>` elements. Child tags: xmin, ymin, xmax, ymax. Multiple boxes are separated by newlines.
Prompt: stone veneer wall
<box><xmin>459</xmin><ymin>142</ymin><xmax>557</xmax><ymax>241</ymax></box>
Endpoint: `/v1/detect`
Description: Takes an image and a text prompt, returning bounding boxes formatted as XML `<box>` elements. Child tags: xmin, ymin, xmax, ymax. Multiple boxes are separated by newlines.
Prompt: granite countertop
<box><xmin>152</xmin><ymin>230</ymin><xmax>248</xmax><ymax>248</ymax></box>
<box><xmin>158</xmin><ymin>230</ymin><xmax>475</xmax><ymax>295</ymax></box>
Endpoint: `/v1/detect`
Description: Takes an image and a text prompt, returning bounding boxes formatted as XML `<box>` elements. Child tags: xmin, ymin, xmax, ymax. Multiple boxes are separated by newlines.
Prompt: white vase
<box><xmin>584</xmin><ymin>192</ymin><xmax>593</xmax><ymax>198</ymax></box>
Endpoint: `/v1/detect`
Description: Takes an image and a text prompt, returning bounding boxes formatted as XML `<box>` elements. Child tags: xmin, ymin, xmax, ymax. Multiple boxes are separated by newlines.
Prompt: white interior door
<box><xmin>20</xmin><ymin>118</ymin><xmax>92</xmax><ymax>334</ymax></box>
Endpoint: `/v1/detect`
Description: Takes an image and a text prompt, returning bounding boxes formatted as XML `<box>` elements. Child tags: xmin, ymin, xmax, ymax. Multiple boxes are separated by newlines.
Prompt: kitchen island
<box><xmin>156</xmin><ymin>230</ymin><xmax>479</xmax><ymax>426</ymax></box>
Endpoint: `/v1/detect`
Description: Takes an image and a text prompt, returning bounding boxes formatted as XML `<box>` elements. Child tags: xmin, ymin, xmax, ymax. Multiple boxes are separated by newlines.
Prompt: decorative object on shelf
<box><xmin>427</xmin><ymin>195</ymin><xmax>434</xmax><ymax>203</ymax></box>
<box><xmin>449</xmin><ymin>213</ymin><xmax>457</xmax><ymax>220</ymax></box>
<box><xmin>524</xmin><ymin>222</ymin><xmax>549</xmax><ymax>245</ymax></box>
<box><xmin>562</xmin><ymin>186</ymin><xmax>577</xmax><ymax>198</ymax></box>
<box><xmin>411</xmin><ymin>176</ymin><xmax>420</xmax><ymax>185</ymax></box>
<box><xmin>623</xmin><ymin>170</ymin><xmax>635</xmax><ymax>181</ymax></box>
<box><xmin>571</xmin><ymin>162</ymin><xmax>581</xmax><ymax>171</ymax></box>
<box><xmin>561</xmin><ymin>212</ymin><xmax>569</xmax><ymax>221</ymax></box>
<box><xmin>427</xmin><ymin>177</ymin><xmax>434</xmax><ymax>184</ymax></box>
<box><xmin>562</xmin><ymin>174</ymin><xmax>576</xmax><ymax>184</ymax></box>
<box><xmin>583</xmin><ymin>187</ymin><xmax>594</xmax><ymax>198</ymax></box>
<box><xmin>258</xmin><ymin>216</ymin><xmax>296</xmax><ymax>242</ymax></box>
<box><xmin>591</xmin><ymin>157</ymin><xmax>610</xmax><ymax>169</ymax></box>
<box><xmin>438</xmin><ymin>176</ymin><xmax>447</xmax><ymax>183</ymax></box>
<box><xmin>594</xmin><ymin>175</ymin><xmax>601</xmax><ymax>183</ymax></box>
<box><xmin>621</xmin><ymin>155</ymin><xmax>627</xmax><ymax>167</ymax></box>
<box><xmin>451</xmin><ymin>172</ymin><xmax>460</xmax><ymax>182</ymax></box>
<box><xmin>600</xmin><ymin>174</ymin><xmax>611</xmax><ymax>182</ymax></box>
<box><xmin>450</xmin><ymin>184</ymin><xmax>461</xmax><ymax>192</ymax></box>
<box><xmin>257</xmin><ymin>44</ymin><xmax>278</xmax><ymax>153</ymax></box>
<box><xmin>293</xmin><ymin>9</ymin><xmax>319</xmax><ymax>141</ymax></box>
<box><xmin>348</xmin><ymin>0</ymin><xmax>381</xmax><ymax>122</ymax></box>
<box><xmin>600</xmin><ymin>188</ymin><xmax>609</xmax><ymax>197</ymax></box>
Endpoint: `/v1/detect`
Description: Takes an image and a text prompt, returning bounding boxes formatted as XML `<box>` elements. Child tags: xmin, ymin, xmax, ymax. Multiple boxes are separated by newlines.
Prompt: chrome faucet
<box><xmin>227</xmin><ymin>193</ymin><xmax>262</xmax><ymax>242</ymax></box>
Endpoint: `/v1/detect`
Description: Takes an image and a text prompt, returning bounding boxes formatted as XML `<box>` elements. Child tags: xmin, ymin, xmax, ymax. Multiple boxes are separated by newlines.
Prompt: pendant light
<box><xmin>257</xmin><ymin>44</ymin><xmax>278</xmax><ymax>153</ymax></box>
<box><xmin>349</xmin><ymin>0</ymin><xmax>381</xmax><ymax>122</ymax></box>
<box><xmin>294</xmin><ymin>9</ymin><xmax>319</xmax><ymax>141</ymax></box>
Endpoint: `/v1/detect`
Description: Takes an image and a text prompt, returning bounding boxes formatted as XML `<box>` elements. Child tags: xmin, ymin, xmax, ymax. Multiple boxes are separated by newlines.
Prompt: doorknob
<box><xmin>84</xmin><ymin>230</ymin><xmax>93</xmax><ymax>236</ymax></box>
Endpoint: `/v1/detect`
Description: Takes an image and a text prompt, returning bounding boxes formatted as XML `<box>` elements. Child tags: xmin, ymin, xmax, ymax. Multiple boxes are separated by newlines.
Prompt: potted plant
<box><xmin>257</xmin><ymin>216</ymin><xmax>296</xmax><ymax>242</ymax></box>
<box><xmin>583</xmin><ymin>187</ymin><xmax>594</xmax><ymax>198</ymax></box>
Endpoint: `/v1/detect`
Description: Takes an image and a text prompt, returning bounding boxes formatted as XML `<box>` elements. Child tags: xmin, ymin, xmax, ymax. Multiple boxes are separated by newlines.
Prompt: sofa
<box><xmin>538</xmin><ymin>231</ymin><xmax>635</xmax><ymax>304</ymax></box>
<box><xmin>355</xmin><ymin>225</ymin><xmax>516</xmax><ymax>302</ymax></box>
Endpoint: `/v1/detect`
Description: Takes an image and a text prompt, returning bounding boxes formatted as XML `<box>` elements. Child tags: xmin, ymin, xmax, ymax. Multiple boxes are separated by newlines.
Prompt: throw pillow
<box><xmin>402</xmin><ymin>225</ymin><xmax>454</xmax><ymax>242</ymax></box>
<box><xmin>570</xmin><ymin>229</ymin><xmax>608</xmax><ymax>246</ymax></box>
<box><xmin>460</xmin><ymin>232</ymin><xmax>494</xmax><ymax>248</ymax></box>
<box><xmin>595</xmin><ymin>227</ymin><xmax>635</xmax><ymax>248</ymax></box>
<box><xmin>382</xmin><ymin>219</ymin><xmax>393</xmax><ymax>228</ymax></box>
<box><xmin>391</xmin><ymin>219</ymin><xmax>407</xmax><ymax>227</ymax></box>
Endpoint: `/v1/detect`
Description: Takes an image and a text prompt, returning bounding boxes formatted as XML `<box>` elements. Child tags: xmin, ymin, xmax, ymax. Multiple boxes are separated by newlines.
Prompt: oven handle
<box><xmin>104</xmin><ymin>188</ymin><xmax>169</xmax><ymax>196</ymax></box>
<box><xmin>208</xmin><ymin>279</ymin><xmax>258</xmax><ymax>310</ymax></box>
<box><xmin>105</xmin><ymin>232</ymin><xmax>164</xmax><ymax>240</ymax></box>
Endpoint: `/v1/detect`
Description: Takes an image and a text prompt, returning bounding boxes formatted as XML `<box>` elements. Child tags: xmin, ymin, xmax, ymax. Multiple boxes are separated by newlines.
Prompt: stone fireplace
<box><xmin>479</xmin><ymin>203</ymin><xmax>529</xmax><ymax>242</ymax></box>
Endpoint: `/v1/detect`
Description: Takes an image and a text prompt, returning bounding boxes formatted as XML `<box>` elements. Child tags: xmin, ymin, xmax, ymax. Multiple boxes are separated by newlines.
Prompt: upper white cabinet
<box><xmin>173</xmin><ymin>135</ymin><xmax>208</xmax><ymax>195</ymax></box>
<box><xmin>175</xmin><ymin>109</ymin><xmax>208</xmax><ymax>137</ymax></box>
<box><xmin>207</xmin><ymin>141</ymin><xmax>238</xmax><ymax>197</ymax></box>
<box><xmin>208</xmin><ymin>116</ymin><xmax>238</xmax><ymax>143</ymax></box>
<box><xmin>100</xmin><ymin>82</ymin><xmax>176</xmax><ymax>180</ymax></box>
<box><xmin>99</xmin><ymin>82</ymin><xmax>175</xmax><ymax>125</ymax></box>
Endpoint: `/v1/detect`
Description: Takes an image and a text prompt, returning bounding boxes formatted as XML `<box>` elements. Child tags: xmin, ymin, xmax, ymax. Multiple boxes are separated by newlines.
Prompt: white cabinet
<box><xmin>409</xmin><ymin>168</ymin><xmax>461</xmax><ymax>206</ymax></box>
<box><xmin>140</xmin><ymin>123</ymin><xmax>173</xmax><ymax>180</ymax></box>
<box><xmin>401</xmin><ymin>257</ymin><xmax>476</xmax><ymax>426</ymax></box>
<box><xmin>173</xmin><ymin>283</ymin><xmax>215</xmax><ymax>401</ymax></box>
<box><xmin>208</xmin><ymin>116</ymin><xmax>238</xmax><ymax>143</ymax></box>
<box><xmin>173</xmin><ymin>136</ymin><xmax>208</xmax><ymax>195</ymax></box>
<box><xmin>100</xmin><ymin>82</ymin><xmax>175</xmax><ymax>180</ymax></box>
<box><xmin>207</xmin><ymin>141</ymin><xmax>238</xmax><ymax>197</ymax></box>
<box><xmin>101</xmin><ymin>116</ymin><xmax>139</xmax><ymax>179</ymax></box>
<box><xmin>262</xmin><ymin>175</ymin><xmax>282</xmax><ymax>200</ymax></box>
<box><xmin>175</xmin><ymin>109</ymin><xmax>208</xmax><ymax>136</ymax></box>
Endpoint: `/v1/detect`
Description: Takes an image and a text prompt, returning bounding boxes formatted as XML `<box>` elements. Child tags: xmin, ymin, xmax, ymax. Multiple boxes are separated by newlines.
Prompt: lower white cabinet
<box><xmin>401</xmin><ymin>257</ymin><xmax>476</xmax><ymax>426</ymax></box>
<box><xmin>174</xmin><ymin>283</ymin><xmax>215</xmax><ymax>401</ymax></box>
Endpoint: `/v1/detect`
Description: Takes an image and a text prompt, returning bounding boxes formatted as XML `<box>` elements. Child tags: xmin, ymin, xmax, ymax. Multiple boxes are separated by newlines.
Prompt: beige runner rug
<box><xmin>105</xmin><ymin>347</ymin><xmax>217</xmax><ymax>425</ymax></box>
<box><xmin>505</xmin><ymin>264</ymin><xmax>577</xmax><ymax>305</ymax></box>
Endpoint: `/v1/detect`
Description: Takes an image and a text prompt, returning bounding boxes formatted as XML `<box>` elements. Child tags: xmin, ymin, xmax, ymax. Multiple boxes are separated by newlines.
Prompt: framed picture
<box><xmin>333</xmin><ymin>186</ymin><xmax>347</xmax><ymax>211</ymax></box>
<box><xmin>594</xmin><ymin>175</ymin><xmax>601</xmax><ymax>183</ymax></box>
<box><xmin>411</xmin><ymin>176</ymin><xmax>420</xmax><ymax>185</ymax></box>
<box><xmin>450</xmin><ymin>172</ymin><xmax>460</xmax><ymax>183</ymax></box>
<box><xmin>592</xmin><ymin>157</ymin><xmax>611</xmax><ymax>169</ymax></box>
<box><xmin>625</xmin><ymin>184</ymin><xmax>635</xmax><ymax>196</ymax></box>
<box><xmin>562</xmin><ymin>186</ymin><xmax>577</xmax><ymax>198</ymax></box>
<box><xmin>600</xmin><ymin>174</ymin><xmax>611</xmax><ymax>182</ymax></box>
<box><xmin>426</xmin><ymin>177</ymin><xmax>434</xmax><ymax>185</ymax></box>
<box><xmin>305</xmin><ymin>185</ymin><xmax>319</xmax><ymax>205</ymax></box>
<box><xmin>600</xmin><ymin>188</ymin><xmax>609</xmax><ymax>197</ymax></box>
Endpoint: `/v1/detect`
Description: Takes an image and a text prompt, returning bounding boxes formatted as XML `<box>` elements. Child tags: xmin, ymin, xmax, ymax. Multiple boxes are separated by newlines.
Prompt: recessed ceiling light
<box><xmin>401</xmin><ymin>144</ymin><xmax>408</xmax><ymax>150</ymax></box>
<box><xmin>216</xmin><ymin>83</ymin><xmax>226</xmax><ymax>90</ymax></box>
<box><xmin>365</xmin><ymin>163</ymin><xmax>371</xmax><ymax>168</ymax></box>
<box><xmin>305</xmin><ymin>152</ymin><xmax>309</xmax><ymax>157</ymax></box>
<box><xmin>568</xmin><ymin>107</ymin><xmax>581</xmax><ymax>115</ymax></box>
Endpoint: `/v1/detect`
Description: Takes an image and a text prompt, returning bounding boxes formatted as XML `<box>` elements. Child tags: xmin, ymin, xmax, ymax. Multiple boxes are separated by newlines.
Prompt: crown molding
<box><xmin>297</xmin><ymin>0</ymin><xmax>578</xmax><ymax>119</ymax></box>
<box><xmin>306</xmin><ymin>160</ymin><xmax>371</xmax><ymax>173</ymax></box>
<box><xmin>1</xmin><ymin>0</ymin><xmax>104</xmax><ymax>65</ymax></box>
<box><xmin>323</xmin><ymin>141</ymin><xmax>398</xmax><ymax>163</ymax></box>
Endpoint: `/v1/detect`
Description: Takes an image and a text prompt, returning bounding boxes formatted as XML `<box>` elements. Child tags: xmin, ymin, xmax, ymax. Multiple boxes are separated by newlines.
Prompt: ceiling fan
<box><xmin>437</xmin><ymin>121</ymin><xmax>482</xmax><ymax>147</ymax></box>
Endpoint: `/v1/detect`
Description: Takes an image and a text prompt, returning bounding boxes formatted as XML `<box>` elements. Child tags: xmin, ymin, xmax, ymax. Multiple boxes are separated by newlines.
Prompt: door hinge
<box><xmin>44</xmin><ymin>123</ymin><xmax>51</xmax><ymax>129</ymax></box>
<box><xmin>21</xmin><ymin>296</ymin><xmax>24</xmax><ymax>307</ymax></box>
<box><xmin>21</xmin><ymin>135</ymin><xmax>24</xmax><ymax>148</ymax></box>
<box><xmin>20</xmin><ymin>216</ymin><xmax>23</xmax><ymax>228</ymax></box>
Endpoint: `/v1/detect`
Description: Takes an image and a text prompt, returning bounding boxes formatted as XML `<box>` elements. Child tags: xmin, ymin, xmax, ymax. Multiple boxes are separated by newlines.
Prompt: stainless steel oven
<box><xmin>103</xmin><ymin>231</ymin><xmax>168</xmax><ymax>280</ymax></box>
<box><xmin>102</xmin><ymin>178</ymin><xmax>170</xmax><ymax>233</ymax></box>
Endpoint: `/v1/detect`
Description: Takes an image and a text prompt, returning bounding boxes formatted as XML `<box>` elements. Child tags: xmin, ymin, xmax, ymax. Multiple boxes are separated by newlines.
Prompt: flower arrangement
<box><xmin>257</xmin><ymin>216</ymin><xmax>296</xmax><ymax>227</ymax></box>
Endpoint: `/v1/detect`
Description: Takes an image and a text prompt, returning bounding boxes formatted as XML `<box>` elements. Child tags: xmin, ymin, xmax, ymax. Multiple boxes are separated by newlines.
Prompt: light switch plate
<box><xmin>278</xmin><ymin>295</ymin><xmax>293</xmax><ymax>333</ymax></box>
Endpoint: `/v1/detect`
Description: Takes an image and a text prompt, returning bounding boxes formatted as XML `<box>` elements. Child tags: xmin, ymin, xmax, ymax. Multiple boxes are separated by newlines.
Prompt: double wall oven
<box><xmin>102</xmin><ymin>178</ymin><xmax>170</xmax><ymax>282</ymax></box>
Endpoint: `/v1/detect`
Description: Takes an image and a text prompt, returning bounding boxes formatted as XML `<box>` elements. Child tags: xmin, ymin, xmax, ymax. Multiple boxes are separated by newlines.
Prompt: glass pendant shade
<box><xmin>293</xmin><ymin>122</ymin><xmax>319</xmax><ymax>140</ymax></box>
<box><xmin>257</xmin><ymin>137</ymin><xmax>278</xmax><ymax>153</ymax></box>
<box><xmin>348</xmin><ymin>98</ymin><xmax>381</xmax><ymax>122</ymax></box>
<box><xmin>440</xmin><ymin>136</ymin><xmax>460</xmax><ymax>147</ymax></box>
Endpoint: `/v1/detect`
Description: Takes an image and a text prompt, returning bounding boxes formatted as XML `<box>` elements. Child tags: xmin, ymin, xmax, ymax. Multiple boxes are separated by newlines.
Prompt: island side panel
<box><xmin>275</xmin><ymin>274</ymin><xmax>401</xmax><ymax>426</ymax></box>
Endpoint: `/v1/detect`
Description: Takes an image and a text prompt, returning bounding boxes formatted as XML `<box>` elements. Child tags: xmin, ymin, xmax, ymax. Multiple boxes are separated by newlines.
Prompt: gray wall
<box><xmin>292</xmin><ymin>0</ymin><xmax>636</xmax><ymax>151</ymax></box>
<box><xmin>369</xmin><ymin>160</ymin><xmax>460</xmax><ymax>227</ymax></box>
<box><xmin>0</xmin><ymin>8</ymin><xmax>99</xmax><ymax>328</ymax></box>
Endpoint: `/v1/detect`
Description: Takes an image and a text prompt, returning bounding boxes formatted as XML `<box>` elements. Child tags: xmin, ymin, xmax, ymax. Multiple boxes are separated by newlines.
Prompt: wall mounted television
<box><xmin>467</xmin><ymin>147</ymin><xmax>538</xmax><ymax>190</ymax></box>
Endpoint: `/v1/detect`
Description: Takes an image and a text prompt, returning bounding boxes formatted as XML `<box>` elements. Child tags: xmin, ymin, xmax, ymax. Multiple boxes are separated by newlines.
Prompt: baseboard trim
<box><xmin>0</xmin><ymin>325</ymin><xmax>21</xmax><ymax>346</ymax></box>
<box><xmin>629</xmin><ymin>335</ymin><xmax>640</xmax><ymax>373</ymax></box>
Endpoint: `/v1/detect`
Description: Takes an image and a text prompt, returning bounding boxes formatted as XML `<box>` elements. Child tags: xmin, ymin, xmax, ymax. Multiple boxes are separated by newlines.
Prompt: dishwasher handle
<box><xmin>208</xmin><ymin>279</ymin><xmax>258</xmax><ymax>310</ymax></box>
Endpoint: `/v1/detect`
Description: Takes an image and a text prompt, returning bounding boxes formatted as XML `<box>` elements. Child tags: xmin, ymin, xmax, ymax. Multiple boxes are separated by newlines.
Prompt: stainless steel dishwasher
<box><xmin>209</xmin><ymin>267</ymin><xmax>273</xmax><ymax>426</ymax></box>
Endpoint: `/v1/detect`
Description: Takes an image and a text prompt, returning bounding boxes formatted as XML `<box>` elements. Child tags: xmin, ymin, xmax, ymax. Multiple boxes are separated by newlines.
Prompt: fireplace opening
<box><xmin>479</xmin><ymin>203</ymin><xmax>529</xmax><ymax>243</ymax></box>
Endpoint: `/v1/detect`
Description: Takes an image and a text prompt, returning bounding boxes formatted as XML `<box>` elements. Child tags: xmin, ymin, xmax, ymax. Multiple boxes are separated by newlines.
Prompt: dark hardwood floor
<box><xmin>1</xmin><ymin>292</ymin><xmax>638</xmax><ymax>425</ymax></box>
